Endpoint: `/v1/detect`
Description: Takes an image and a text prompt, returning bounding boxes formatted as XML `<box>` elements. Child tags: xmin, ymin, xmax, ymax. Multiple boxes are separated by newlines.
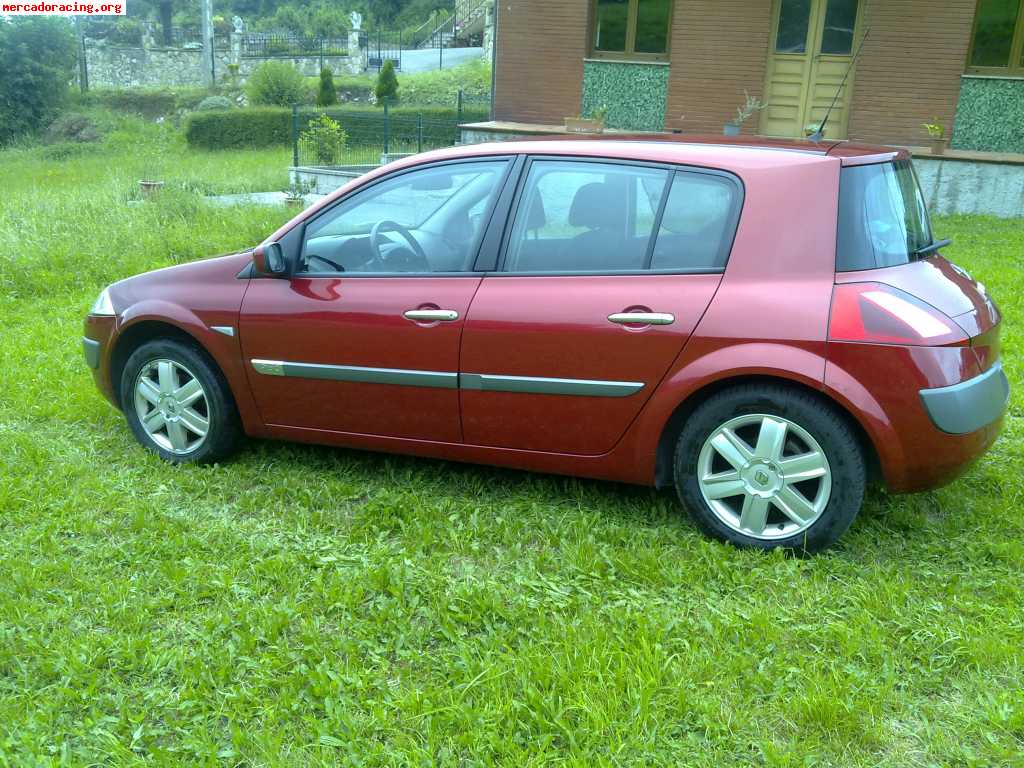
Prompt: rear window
<box><xmin>836</xmin><ymin>159</ymin><xmax>933</xmax><ymax>271</ymax></box>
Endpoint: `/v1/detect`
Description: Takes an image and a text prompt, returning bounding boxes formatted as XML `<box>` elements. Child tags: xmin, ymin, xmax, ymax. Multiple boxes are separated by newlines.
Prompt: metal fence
<box><xmin>241</xmin><ymin>33</ymin><xmax>349</xmax><ymax>58</ymax></box>
<box><xmin>363</xmin><ymin>30</ymin><xmax>403</xmax><ymax>71</ymax></box>
<box><xmin>291</xmin><ymin>92</ymin><xmax>487</xmax><ymax>169</ymax></box>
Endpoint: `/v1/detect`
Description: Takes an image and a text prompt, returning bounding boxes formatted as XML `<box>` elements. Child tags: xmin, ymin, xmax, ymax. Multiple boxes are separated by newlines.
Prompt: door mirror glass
<box><xmin>254</xmin><ymin>242</ymin><xmax>287</xmax><ymax>275</ymax></box>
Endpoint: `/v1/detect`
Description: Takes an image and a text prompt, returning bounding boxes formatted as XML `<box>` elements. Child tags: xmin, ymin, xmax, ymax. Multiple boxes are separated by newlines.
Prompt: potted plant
<box><xmin>922</xmin><ymin>119</ymin><xmax>947</xmax><ymax>155</ymax></box>
<box><xmin>724</xmin><ymin>91</ymin><xmax>766</xmax><ymax>136</ymax></box>
<box><xmin>565</xmin><ymin>104</ymin><xmax>607</xmax><ymax>134</ymax></box>
<box><xmin>282</xmin><ymin>178</ymin><xmax>314</xmax><ymax>207</ymax></box>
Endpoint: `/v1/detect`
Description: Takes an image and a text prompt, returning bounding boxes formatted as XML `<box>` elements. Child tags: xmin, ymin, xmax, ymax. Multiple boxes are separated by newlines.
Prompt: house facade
<box><xmin>492</xmin><ymin>0</ymin><xmax>1024</xmax><ymax>153</ymax></box>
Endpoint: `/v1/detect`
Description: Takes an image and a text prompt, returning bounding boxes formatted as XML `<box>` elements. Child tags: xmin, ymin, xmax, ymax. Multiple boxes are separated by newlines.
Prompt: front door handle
<box><xmin>404</xmin><ymin>309</ymin><xmax>459</xmax><ymax>322</ymax></box>
<box><xmin>608</xmin><ymin>312</ymin><xmax>675</xmax><ymax>326</ymax></box>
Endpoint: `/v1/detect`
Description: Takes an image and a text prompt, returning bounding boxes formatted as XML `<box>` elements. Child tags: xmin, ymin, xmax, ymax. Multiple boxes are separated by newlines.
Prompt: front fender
<box><xmin>113</xmin><ymin>300</ymin><xmax>265</xmax><ymax>437</ymax></box>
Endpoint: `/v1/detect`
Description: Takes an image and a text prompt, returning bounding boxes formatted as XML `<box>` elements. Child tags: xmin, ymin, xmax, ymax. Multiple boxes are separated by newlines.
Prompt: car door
<box><xmin>459</xmin><ymin>157</ymin><xmax>743</xmax><ymax>455</ymax></box>
<box><xmin>240</xmin><ymin>157</ymin><xmax>512</xmax><ymax>442</ymax></box>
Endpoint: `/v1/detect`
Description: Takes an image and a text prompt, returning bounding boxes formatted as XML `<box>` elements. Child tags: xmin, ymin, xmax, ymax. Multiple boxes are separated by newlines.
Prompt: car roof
<box><xmin>406</xmin><ymin>134</ymin><xmax>905</xmax><ymax>173</ymax></box>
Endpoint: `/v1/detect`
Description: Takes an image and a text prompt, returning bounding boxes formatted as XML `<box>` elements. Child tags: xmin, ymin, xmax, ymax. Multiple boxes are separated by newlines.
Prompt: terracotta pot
<box><xmin>564</xmin><ymin>116</ymin><xmax>604</xmax><ymax>134</ymax></box>
<box><xmin>138</xmin><ymin>180</ymin><xmax>164</xmax><ymax>197</ymax></box>
<box><xmin>284</xmin><ymin>196</ymin><xmax>305</xmax><ymax>208</ymax></box>
<box><xmin>930</xmin><ymin>137</ymin><xmax>948</xmax><ymax>156</ymax></box>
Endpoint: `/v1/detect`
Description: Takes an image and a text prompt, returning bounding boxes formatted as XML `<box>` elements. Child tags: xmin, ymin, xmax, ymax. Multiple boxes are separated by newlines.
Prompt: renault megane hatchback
<box><xmin>83</xmin><ymin>137</ymin><xmax>1009</xmax><ymax>552</ymax></box>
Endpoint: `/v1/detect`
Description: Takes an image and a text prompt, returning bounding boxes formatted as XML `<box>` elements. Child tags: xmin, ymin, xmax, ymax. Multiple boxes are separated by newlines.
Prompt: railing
<box><xmin>291</xmin><ymin>90</ymin><xmax>490</xmax><ymax>169</ymax></box>
<box><xmin>416</xmin><ymin>0</ymin><xmax>489</xmax><ymax>49</ymax></box>
<box><xmin>363</xmin><ymin>30</ymin><xmax>402</xmax><ymax>71</ymax></box>
<box><xmin>241</xmin><ymin>33</ymin><xmax>348</xmax><ymax>58</ymax></box>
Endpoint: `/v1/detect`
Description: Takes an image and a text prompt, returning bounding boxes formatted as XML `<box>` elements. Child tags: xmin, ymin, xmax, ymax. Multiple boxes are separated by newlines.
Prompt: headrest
<box><xmin>568</xmin><ymin>181</ymin><xmax>624</xmax><ymax>230</ymax></box>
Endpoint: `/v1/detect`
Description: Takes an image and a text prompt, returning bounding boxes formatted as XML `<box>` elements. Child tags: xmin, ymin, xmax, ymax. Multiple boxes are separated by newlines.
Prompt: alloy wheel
<box><xmin>133</xmin><ymin>359</ymin><xmax>210</xmax><ymax>455</ymax></box>
<box><xmin>697</xmin><ymin>413</ymin><xmax>832</xmax><ymax>540</ymax></box>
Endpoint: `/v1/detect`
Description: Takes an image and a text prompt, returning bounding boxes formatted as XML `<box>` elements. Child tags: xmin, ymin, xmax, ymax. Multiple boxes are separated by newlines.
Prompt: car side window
<box><xmin>503</xmin><ymin>160</ymin><xmax>670</xmax><ymax>273</ymax></box>
<box><xmin>650</xmin><ymin>172</ymin><xmax>739</xmax><ymax>271</ymax></box>
<box><xmin>300</xmin><ymin>160</ymin><xmax>508</xmax><ymax>275</ymax></box>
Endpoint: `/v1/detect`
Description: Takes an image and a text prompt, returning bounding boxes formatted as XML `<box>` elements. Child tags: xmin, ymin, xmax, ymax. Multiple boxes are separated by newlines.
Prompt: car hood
<box><xmin>108</xmin><ymin>251</ymin><xmax>253</xmax><ymax>311</ymax></box>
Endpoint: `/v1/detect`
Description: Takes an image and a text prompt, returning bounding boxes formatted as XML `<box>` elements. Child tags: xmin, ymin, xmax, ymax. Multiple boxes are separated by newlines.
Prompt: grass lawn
<box><xmin>0</xmin><ymin>126</ymin><xmax>1022</xmax><ymax>766</ymax></box>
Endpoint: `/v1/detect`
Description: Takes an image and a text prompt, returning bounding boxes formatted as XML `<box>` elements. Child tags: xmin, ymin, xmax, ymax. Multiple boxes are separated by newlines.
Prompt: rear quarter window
<box><xmin>836</xmin><ymin>159</ymin><xmax>933</xmax><ymax>271</ymax></box>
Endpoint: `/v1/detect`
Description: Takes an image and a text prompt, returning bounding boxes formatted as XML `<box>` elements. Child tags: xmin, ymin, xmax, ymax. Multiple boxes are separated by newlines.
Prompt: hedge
<box><xmin>184</xmin><ymin>104</ymin><xmax>490</xmax><ymax>151</ymax></box>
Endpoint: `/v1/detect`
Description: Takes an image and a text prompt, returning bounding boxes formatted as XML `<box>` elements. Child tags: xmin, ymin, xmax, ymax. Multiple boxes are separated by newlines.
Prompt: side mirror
<box><xmin>253</xmin><ymin>242</ymin><xmax>288</xmax><ymax>276</ymax></box>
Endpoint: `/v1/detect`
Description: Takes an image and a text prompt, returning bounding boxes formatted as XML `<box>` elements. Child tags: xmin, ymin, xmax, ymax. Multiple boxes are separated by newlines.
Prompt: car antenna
<box><xmin>810</xmin><ymin>26</ymin><xmax>870</xmax><ymax>143</ymax></box>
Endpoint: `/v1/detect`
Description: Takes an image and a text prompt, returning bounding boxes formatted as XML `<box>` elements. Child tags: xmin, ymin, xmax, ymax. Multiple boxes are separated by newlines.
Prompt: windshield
<box><xmin>836</xmin><ymin>159</ymin><xmax>933</xmax><ymax>271</ymax></box>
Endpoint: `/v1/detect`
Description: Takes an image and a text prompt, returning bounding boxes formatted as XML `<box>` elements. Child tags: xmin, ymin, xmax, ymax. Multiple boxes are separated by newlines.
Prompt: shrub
<box><xmin>44</xmin><ymin>113</ymin><xmax>101</xmax><ymax>144</ymax></box>
<box><xmin>184</xmin><ymin>104</ymin><xmax>491</xmax><ymax>151</ymax></box>
<box><xmin>374</xmin><ymin>60</ymin><xmax>399</xmax><ymax>104</ymax></box>
<box><xmin>197</xmin><ymin>95</ymin><xmax>234</xmax><ymax>112</ymax></box>
<box><xmin>246</xmin><ymin>62</ymin><xmax>307</xmax><ymax>107</ymax></box>
<box><xmin>317</xmin><ymin>67</ymin><xmax>338</xmax><ymax>107</ymax></box>
<box><xmin>0</xmin><ymin>17</ymin><xmax>77</xmax><ymax>145</ymax></box>
<box><xmin>299</xmin><ymin>114</ymin><xmax>348</xmax><ymax>165</ymax></box>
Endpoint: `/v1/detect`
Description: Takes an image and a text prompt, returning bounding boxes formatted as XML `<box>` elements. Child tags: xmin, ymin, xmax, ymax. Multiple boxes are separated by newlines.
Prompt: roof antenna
<box><xmin>810</xmin><ymin>26</ymin><xmax>870</xmax><ymax>143</ymax></box>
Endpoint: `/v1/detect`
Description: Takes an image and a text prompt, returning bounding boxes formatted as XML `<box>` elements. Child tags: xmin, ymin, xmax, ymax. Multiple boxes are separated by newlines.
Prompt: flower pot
<box><xmin>138</xmin><ymin>180</ymin><xmax>164</xmax><ymax>198</ymax></box>
<box><xmin>930</xmin><ymin>137</ymin><xmax>948</xmax><ymax>156</ymax></box>
<box><xmin>723</xmin><ymin>122</ymin><xmax>742</xmax><ymax>137</ymax></box>
<box><xmin>564</xmin><ymin>116</ymin><xmax>604</xmax><ymax>134</ymax></box>
<box><xmin>284</xmin><ymin>195</ymin><xmax>305</xmax><ymax>208</ymax></box>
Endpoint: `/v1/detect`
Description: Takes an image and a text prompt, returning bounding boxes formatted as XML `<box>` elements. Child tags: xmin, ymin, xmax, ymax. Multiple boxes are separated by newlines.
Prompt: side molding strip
<box><xmin>250</xmin><ymin>361</ymin><xmax>645</xmax><ymax>397</ymax></box>
<box><xmin>460</xmin><ymin>373</ymin><xmax>644</xmax><ymax>398</ymax></box>
<box><xmin>251</xmin><ymin>359</ymin><xmax>458</xmax><ymax>389</ymax></box>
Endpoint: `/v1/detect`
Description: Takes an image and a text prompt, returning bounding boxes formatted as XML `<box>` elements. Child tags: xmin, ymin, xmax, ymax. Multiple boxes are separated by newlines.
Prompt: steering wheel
<box><xmin>369</xmin><ymin>220</ymin><xmax>430</xmax><ymax>272</ymax></box>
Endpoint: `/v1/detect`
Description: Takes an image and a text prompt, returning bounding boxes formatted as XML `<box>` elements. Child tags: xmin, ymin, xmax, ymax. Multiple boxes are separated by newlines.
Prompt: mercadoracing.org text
<box><xmin>3</xmin><ymin>2</ymin><xmax>125</xmax><ymax>13</ymax></box>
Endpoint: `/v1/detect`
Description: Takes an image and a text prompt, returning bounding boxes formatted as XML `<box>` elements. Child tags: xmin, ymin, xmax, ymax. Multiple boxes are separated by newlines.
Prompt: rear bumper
<box><xmin>920</xmin><ymin>362</ymin><xmax>1010</xmax><ymax>435</ymax></box>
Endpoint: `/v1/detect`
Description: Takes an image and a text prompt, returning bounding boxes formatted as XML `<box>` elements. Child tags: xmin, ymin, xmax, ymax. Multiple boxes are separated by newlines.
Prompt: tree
<box><xmin>374</xmin><ymin>59</ymin><xmax>398</xmax><ymax>104</ymax></box>
<box><xmin>0</xmin><ymin>17</ymin><xmax>77</xmax><ymax>145</ymax></box>
<box><xmin>316</xmin><ymin>66</ymin><xmax>337</xmax><ymax>107</ymax></box>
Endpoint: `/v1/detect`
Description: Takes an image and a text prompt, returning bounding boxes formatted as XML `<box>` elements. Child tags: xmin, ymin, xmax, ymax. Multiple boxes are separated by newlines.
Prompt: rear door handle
<box><xmin>404</xmin><ymin>309</ymin><xmax>459</xmax><ymax>322</ymax></box>
<box><xmin>608</xmin><ymin>312</ymin><xmax>675</xmax><ymax>326</ymax></box>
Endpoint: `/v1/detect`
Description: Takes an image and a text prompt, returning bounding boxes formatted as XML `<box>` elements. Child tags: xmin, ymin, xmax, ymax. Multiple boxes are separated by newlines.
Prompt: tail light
<box><xmin>829</xmin><ymin>282</ymin><xmax>969</xmax><ymax>347</ymax></box>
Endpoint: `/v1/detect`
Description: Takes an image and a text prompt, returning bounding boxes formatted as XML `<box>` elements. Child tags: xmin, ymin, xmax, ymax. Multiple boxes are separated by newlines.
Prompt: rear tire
<box><xmin>674</xmin><ymin>384</ymin><xmax>865</xmax><ymax>553</ymax></box>
<box><xmin>121</xmin><ymin>339</ymin><xmax>241</xmax><ymax>464</ymax></box>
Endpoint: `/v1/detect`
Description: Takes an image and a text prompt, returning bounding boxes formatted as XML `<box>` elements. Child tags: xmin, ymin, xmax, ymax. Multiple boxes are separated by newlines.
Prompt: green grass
<box><xmin>0</xmin><ymin>128</ymin><xmax>1022</xmax><ymax>766</ymax></box>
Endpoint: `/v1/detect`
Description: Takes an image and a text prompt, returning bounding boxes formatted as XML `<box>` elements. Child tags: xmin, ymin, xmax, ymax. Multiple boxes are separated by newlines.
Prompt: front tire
<box><xmin>121</xmin><ymin>339</ymin><xmax>241</xmax><ymax>464</ymax></box>
<box><xmin>674</xmin><ymin>384</ymin><xmax>865</xmax><ymax>553</ymax></box>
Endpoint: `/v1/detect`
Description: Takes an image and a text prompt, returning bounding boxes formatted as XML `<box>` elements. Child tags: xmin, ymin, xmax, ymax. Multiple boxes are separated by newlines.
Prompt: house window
<box><xmin>591</xmin><ymin>0</ymin><xmax>673</xmax><ymax>61</ymax></box>
<box><xmin>967</xmin><ymin>0</ymin><xmax>1024</xmax><ymax>75</ymax></box>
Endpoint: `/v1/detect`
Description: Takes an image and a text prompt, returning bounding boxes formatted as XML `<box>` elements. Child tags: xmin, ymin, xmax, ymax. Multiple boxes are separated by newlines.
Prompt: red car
<box><xmin>83</xmin><ymin>137</ymin><xmax>1008</xmax><ymax>552</ymax></box>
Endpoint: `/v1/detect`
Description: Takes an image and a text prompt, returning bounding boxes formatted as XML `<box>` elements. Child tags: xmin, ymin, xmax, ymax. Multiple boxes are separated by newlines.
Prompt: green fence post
<box><xmin>291</xmin><ymin>104</ymin><xmax>299</xmax><ymax>167</ymax></box>
<box><xmin>417</xmin><ymin>113</ymin><xmax>423</xmax><ymax>153</ymax></box>
<box><xmin>383</xmin><ymin>100</ymin><xmax>390</xmax><ymax>158</ymax></box>
<box><xmin>457</xmin><ymin>88</ymin><xmax>464</xmax><ymax>124</ymax></box>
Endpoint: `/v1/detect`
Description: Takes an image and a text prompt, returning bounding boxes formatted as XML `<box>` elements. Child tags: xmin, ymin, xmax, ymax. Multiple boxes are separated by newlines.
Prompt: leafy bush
<box><xmin>398</xmin><ymin>60</ymin><xmax>492</xmax><ymax>107</ymax></box>
<box><xmin>197</xmin><ymin>95</ymin><xmax>234</xmax><ymax>112</ymax></box>
<box><xmin>299</xmin><ymin>114</ymin><xmax>348</xmax><ymax>165</ymax></box>
<box><xmin>317</xmin><ymin>67</ymin><xmax>338</xmax><ymax>107</ymax></box>
<box><xmin>374</xmin><ymin>60</ymin><xmax>399</xmax><ymax>104</ymax></box>
<box><xmin>0</xmin><ymin>17</ymin><xmax>77</xmax><ymax>145</ymax></box>
<box><xmin>44</xmin><ymin>113</ymin><xmax>101</xmax><ymax>144</ymax></box>
<box><xmin>184</xmin><ymin>104</ymin><xmax>491</xmax><ymax>150</ymax></box>
<box><xmin>246</xmin><ymin>62</ymin><xmax>307</xmax><ymax>107</ymax></box>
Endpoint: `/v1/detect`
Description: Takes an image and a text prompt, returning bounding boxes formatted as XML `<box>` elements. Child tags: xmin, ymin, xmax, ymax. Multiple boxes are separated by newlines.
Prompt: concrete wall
<box><xmin>916</xmin><ymin>156</ymin><xmax>1024</xmax><ymax>218</ymax></box>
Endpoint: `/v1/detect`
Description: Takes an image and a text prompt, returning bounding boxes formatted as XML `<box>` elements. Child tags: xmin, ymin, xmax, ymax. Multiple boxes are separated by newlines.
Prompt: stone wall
<box><xmin>952</xmin><ymin>77</ymin><xmax>1024</xmax><ymax>155</ymax></box>
<box><xmin>83</xmin><ymin>34</ymin><xmax>361</xmax><ymax>89</ymax></box>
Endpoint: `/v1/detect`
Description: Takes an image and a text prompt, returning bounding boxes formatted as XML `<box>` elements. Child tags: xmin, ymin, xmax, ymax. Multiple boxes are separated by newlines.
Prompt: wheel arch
<box><xmin>653</xmin><ymin>374</ymin><xmax>881</xmax><ymax>488</ymax></box>
<box><xmin>110</xmin><ymin>320</ymin><xmax>221</xmax><ymax>409</ymax></box>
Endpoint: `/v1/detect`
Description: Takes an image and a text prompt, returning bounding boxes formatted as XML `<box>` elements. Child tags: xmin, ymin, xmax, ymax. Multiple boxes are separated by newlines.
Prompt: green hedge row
<box><xmin>184</xmin><ymin>104</ymin><xmax>490</xmax><ymax>151</ymax></box>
